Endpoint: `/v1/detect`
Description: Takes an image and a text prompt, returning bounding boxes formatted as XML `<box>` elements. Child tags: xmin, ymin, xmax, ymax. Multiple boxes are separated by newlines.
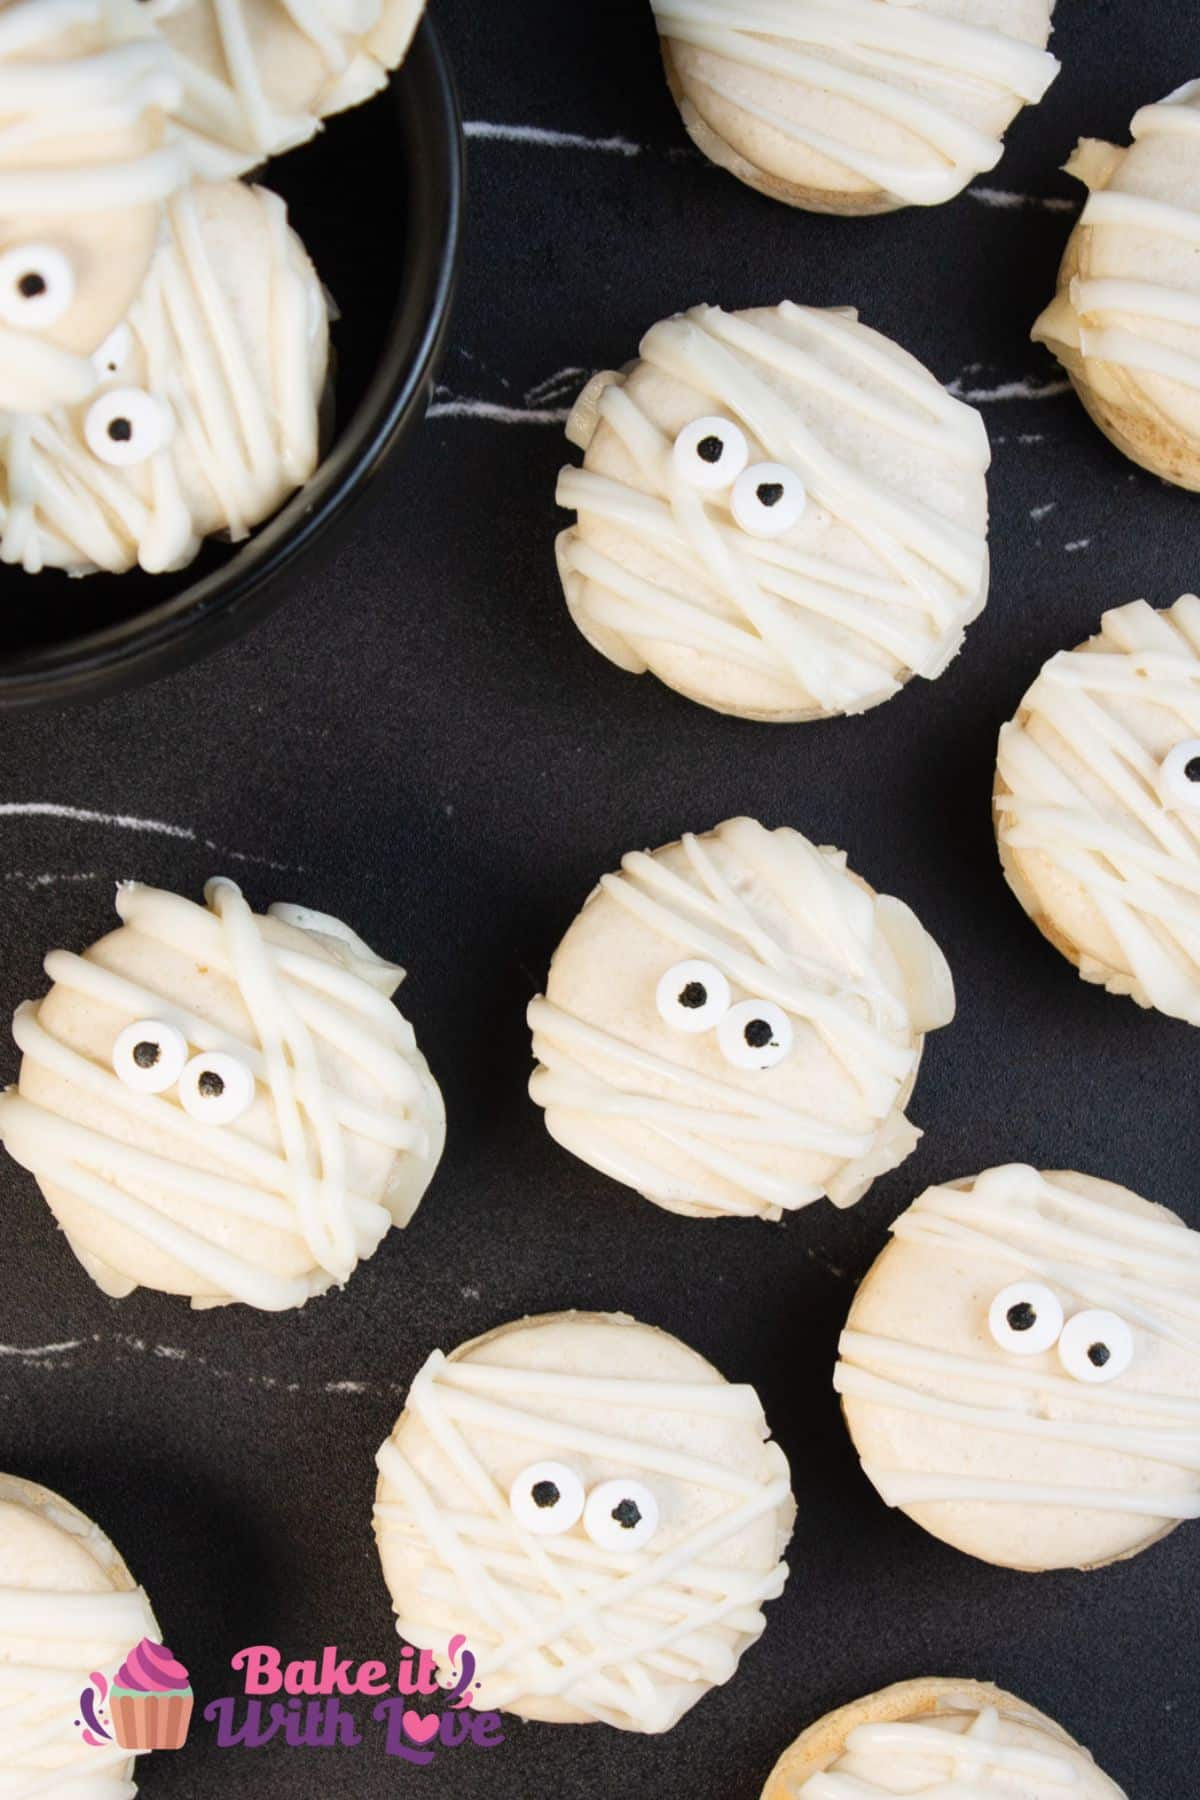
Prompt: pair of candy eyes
<box><xmin>509</xmin><ymin>1462</ymin><xmax>658</xmax><ymax>1550</ymax></box>
<box><xmin>112</xmin><ymin>1020</ymin><xmax>255</xmax><ymax>1125</ymax></box>
<box><xmin>655</xmin><ymin>959</ymin><xmax>793</xmax><ymax>1070</ymax></box>
<box><xmin>988</xmin><ymin>1282</ymin><xmax>1134</xmax><ymax>1384</ymax></box>
<box><xmin>672</xmin><ymin>416</ymin><xmax>806</xmax><ymax>538</ymax></box>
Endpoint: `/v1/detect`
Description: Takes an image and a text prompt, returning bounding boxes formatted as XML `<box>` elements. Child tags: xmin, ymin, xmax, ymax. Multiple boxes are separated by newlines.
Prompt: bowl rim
<box><xmin>0</xmin><ymin>14</ymin><xmax>465</xmax><ymax>711</ymax></box>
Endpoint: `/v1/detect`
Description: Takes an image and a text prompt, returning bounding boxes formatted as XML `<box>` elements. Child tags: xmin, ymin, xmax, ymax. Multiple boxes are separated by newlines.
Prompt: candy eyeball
<box><xmin>731</xmin><ymin>463</ymin><xmax>806</xmax><ymax>537</ymax></box>
<box><xmin>584</xmin><ymin>1478</ymin><xmax>659</xmax><ymax>1551</ymax></box>
<box><xmin>508</xmin><ymin>1461</ymin><xmax>585</xmax><ymax>1536</ymax></box>
<box><xmin>672</xmin><ymin>416</ymin><xmax>750</xmax><ymax>492</ymax></box>
<box><xmin>84</xmin><ymin>387</ymin><xmax>170</xmax><ymax>467</ymax></box>
<box><xmin>1158</xmin><ymin>739</ymin><xmax>1200</xmax><ymax>810</ymax></box>
<box><xmin>112</xmin><ymin>1019</ymin><xmax>188</xmax><ymax>1094</ymax></box>
<box><xmin>177</xmin><ymin>1052</ymin><xmax>255</xmax><ymax>1125</ymax></box>
<box><xmin>987</xmin><ymin>1281</ymin><xmax>1065</xmax><ymax>1355</ymax></box>
<box><xmin>0</xmin><ymin>244</ymin><xmax>75</xmax><ymax>330</ymax></box>
<box><xmin>655</xmin><ymin>959</ymin><xmax>732</xmax><ymax>1034</ymax></box>
<box><xmin>92</xmin><ymin>324</ymin><xmax>133</xmax><ymax>379</ymax></box>
<box><xmin>1058</xmin><ymin>1309</ymin><xmax>1134</xmax><ymax>1384</ymax></box>
<box><xmin>717</xmin><ymin>998</ymin><xmax>794</xmax><ymax>1070</ymax></box>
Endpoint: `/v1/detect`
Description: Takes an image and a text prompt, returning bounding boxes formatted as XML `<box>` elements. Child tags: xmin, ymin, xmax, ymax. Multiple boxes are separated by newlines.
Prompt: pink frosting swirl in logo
<box><xmin>114</xmin><ymin>1639</ymin><xmax>191</xmax><ymax>1694</ymax></box>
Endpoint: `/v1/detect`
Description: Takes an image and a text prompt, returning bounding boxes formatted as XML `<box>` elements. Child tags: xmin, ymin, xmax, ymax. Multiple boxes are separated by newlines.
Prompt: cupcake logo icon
<box><xmin>77</xmin><ymin>1639</ymin><xmax>193</xmax><ymax>1753</ymax></box>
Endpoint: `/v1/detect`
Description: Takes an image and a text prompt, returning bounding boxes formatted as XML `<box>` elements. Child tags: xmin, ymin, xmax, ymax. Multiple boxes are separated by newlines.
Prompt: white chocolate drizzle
<box><xmin>798</xmin><ymin>1704</ymin><xmax>1085</xmax><ymax>1796</ymax></box>
<box><xmin>0</xmin><ymin>1491</ymin><xmax>159</xmax><ymax>1798</ymax></box>
<box><xmin>0</xmin><ymin>182</ymin><xmax>326</xmax><ymax>576</ymax></box>
<box><xmin>995</xmin><ymin>596</ymin><xmax>1200</xmax><ymax>1026</ymax></box>
<box><xmin>374</xmin><ymin>1345</ymin><xmax>792</xmax><ymax>1733</ymax></box>
<box><xmin>836</xmin><ymin>1165</ymin><xmax>1200</xmax><ymax>1520</ymax></box>
<box><xmin>1034</xmin><ymin>82</ymin><xmax>1200</xmax><ymax>400</ymax></box>
<box><xmin>651</xmin><ymin>0</ymin><xmax>1059</xmax><ymax>207</ymax></box>
<box><xmin>529</xmin><ymin>818</ymin><xmax>954</xmax><ymax>1220</ymax></box>
<box><xmin>556</xmin><ymin>303</ymin><xmax>990</xmax><ymax>717</ymax></box>
<box><xmin>131</xmin><ymin>0</ymin><xmax>422</xmax><ymax>175</ymax></box>
<box><xmin>0</xmin><ymin>878</ymin><xmax>442</xmax><ymax>1310</ymax></box>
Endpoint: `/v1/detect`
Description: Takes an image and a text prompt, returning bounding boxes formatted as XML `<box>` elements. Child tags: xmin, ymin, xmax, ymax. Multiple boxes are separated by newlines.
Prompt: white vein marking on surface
<box><xmin>1030</xmin><ymin>502</ymin><xmax>1056</xmax><ymax>521</ymax></box>
<box><xmin>0</xmin><ymin>801</ymin><xmax>294</xmax><ymax>871</ymax></box>
<box><xmin>464</xmin><ymin>120</ymin><xmax>642</xmax><ymax>156</ymax></box>
<box><xmin>946</xmin><ymin>374</ymin><xmax>1072</xmax><ymax>403</ymax></box>
<box><xmin>525</xmin><ymin>367</ymin><xmax>586</xmax><ymax>407</ymax></box>
<box><xmin>427</xmin><ymin>397</ymin><xmax>571</xmax><ymax>425</ymax></box>
<box><xmin>0</xmin><ymin>1332</ymin><xmax>405</xmax><ymax>1396</ymax></box>
<box><xmin>1064</xmin><ymin>539</ymin><xmax>1092</xmax><ymax>552</ymax></box>
<box><xmin>968</xmin><ymin>186</ymin><xmax>1076</xmax><ymax>213</ymax></box>
<box><xmin>2</xmin><ymin>870</ymin><xmax>101</xmax><ymax>889</ymax></box>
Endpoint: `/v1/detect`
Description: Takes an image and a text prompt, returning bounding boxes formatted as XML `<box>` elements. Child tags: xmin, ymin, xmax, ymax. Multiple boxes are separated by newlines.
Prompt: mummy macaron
<box><xmin>835</xmin><ymin>1164</ymin><xmax>1200</xmax><ymax>1571</ymax></box>
<box><xmin>1033</xmin><ymin>82</ymin><xmax>1200</xmax><ymax>489</ymax></box>
<box><xmin>528</xmin><ymin>817</ymin><xmax>955</xmax><ymax>1221</ymax></box>
<box><xmin>0</xmin><ymin>180</ymin><xmax>328</xmax><ymax>575</ymax></box>
<box><xmin>649</xmin><ymin>3</ymin><xmax>1059</xmax><ymax>215</ymax></box>
<box><xmin>556</xmin><ymin>303</ymin><xmax>990</xmax><ymax>721</ymax></box>
<box><xmin>760</xmin><ymin>1677</ymin><xmax>1126</xmax><ymax>1800</ymax></box>
<box><xmin>995</xmin><ymin>596</ymin><xmax>1200</xmax><ymax>1027</ymax></box>
<box><xmin>0</xmin><ymin>878</ymin><xmax>444</xmax><ymax>1310</ymax></box>
<box><xmin>373</xmin><ymin>1310</ymin><xmax>795</xmax><ymax>1732</ymax></box>
<box><xmin>0</xmin><ymin>0</ymin><xmax>189</xmax><ymax>413</ymax></box>
<box><xmin>135</xmin><ymin>0</ymin><xmax>426</xmax><ymax>175</ymax></box>
<box><xmin>0</xmin><ymin>1472</ymin><xmax>162</xmax><ymax>1794</ymax></box>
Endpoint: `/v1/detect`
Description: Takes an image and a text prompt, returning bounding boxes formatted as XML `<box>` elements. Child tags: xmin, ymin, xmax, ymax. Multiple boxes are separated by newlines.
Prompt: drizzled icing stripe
<box><xmin>530</xmin><ymin>819</ymin><xmax>951</xmax><ymax>1219</ymax></box>
<box><xmin>836</xmin><ymin>1165</ymin><xmax>1200</xmax><ymax>1520</ymax></box>
<box><xmin>995</xmin><ymin>596</ymin><xmax>1200</xmax><ymax>1026</ymax></box>
<box><xmin>651</xmin><ymin>0</ymin><xmax>1059</xmax><ymax>206</ymax></box>
<box><xmin>1035</xmin><ymin>83</ymin><xmax>1200</xmax><ymax>398</ymax></box>
<box><xmin>0</xmin><ymin>878</ymin><xmax>440</xmax><ymax>1310</ymax></box>
<box><xmin>799</xmin><ymin>1706</ymin><xmax>1083</xmax><ymax>1797</ymax></box>
<box><xmin>374</xmin><ymin>1345</ymin><xmax>791</xmax><ymax>1733</ymax></box>
<box><xmin>0</xmin><ymin>183</ymin><xmax>324</xmax><ymax>577</ymax></box>
<box><xmin>556</xmin><ymin>304</ymin><xmax>989</xmax><ymax>717</ymax></box>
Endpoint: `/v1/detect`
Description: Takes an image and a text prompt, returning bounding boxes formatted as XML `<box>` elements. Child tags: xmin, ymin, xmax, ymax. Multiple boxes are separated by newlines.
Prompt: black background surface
<box><xmin>1</xmin><ymin>2</ymin><xmax>1198</xmax><ymax>1793</ymax></box>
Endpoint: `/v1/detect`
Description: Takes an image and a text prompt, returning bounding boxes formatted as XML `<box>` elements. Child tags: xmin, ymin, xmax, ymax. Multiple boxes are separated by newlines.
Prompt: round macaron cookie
<box><xmin>138</xmin><ymin>0</ymin><xmax>427</xmax><ymax>175</ymax></box>
<box><xmin>1</xmin><ymin>179</ymin><xmax>330</xmax><ymax>577</ymax></box>
<box><xmin>0</xmin><ymin>0</ymin><xmax>189</xmax><ymax>413</ymax></box>
<box><xmin>555</xmin><ymin>301</ymin><xmax>990</xmax><ymax>721</ymax></box>
<box><xmin>835</xmin><ymin>1163</ymin><xmax>1200</xmax><ymax>1571</ymax></box>
<box><xmin>995</xmin><ymin>595</ymin><xmax>1200</xmax><ymax>1027</ymax></box>
<box><xmin>649</xmin><ymin>3</ymin><xmax>1060</xmax><ymax>215</ymax></box>
<box><xmin>760</xmin><ymin>1676</ymin><xmax>1127</xmax><ymax>1798</ymax></box>
<box><xmin>0</xmin><ymin>877</ymin><xmax>445</xmax><ymax>1310</ymax></box>
<box><xmin>528</xmin><ymin>817</ymin><xmax>955</xmax><ymax>1222</ymax></box>
<box><xmin>0</xmin><ymin>1472</ymin><xmax>161</xmax><ymax>1793</ymax></box>
<box><xmin>1033</xmin><ymin>82</ymin><xmax>1200</xmax><ymax>489</ymax></box>
<box><xmin>373</xmin><ymin>1309</ymin><xmax>795</xmax><ymax>1733</ymax></box>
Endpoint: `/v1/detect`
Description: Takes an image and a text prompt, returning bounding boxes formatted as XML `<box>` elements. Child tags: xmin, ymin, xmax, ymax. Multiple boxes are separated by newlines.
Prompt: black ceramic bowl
<box><xmin>0</xmin><ymin>16</ymin><xmax>463</xmax><ymax>709</ymax></box>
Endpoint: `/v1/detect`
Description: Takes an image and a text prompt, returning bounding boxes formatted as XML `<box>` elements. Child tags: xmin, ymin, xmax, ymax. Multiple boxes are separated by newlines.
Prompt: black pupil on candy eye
<box><xmin>611</xmin><ymin>1499</ymin><xmax>642</xmax><ymax>1530</ymax></box>
<box><xmin>743</xmin><ymin>1018</ymin><xmax>773</xmax><ymax>1049</ymax></box>
<box><xmin>697</xmin><ymin>435</ymin><xmax>723</xmax><ymax>464</ymax></box>
<box><xmin>531</xmin><ymin>1481</ymin><xmax>560</xmax><ymax>1510</ymax></box>
<box><xmin>17</xmin><ymin>272</ymin><xmax>46</xmax><ymax>298</ymax></box>
<box><xmin>1006</xmin><ymin>1302</ymin><xmax>1037</xmax><ymax>1333</ymax></box>
<box><xmin>198</xmin><ymin>1070</ymin><xmax>225</xmax><ymax>1099</ymax></box>
<box><xmin>1185</xmin><ymin>757</ymin><xmax>1200</xmax><ymax>782</ymax></box>
<box><xmin>679</xmin><ymin>981</ymin><xmax>707</xmax><ymax>1010</ymax></box>
<box><xmin>757</xmin><ymin>482</ymin><xmax>784</xmax><ymax>508</ymax></box>
<box><xmin>132</xmin><ymin>1041</ymin><xmax>159</xmax><ymax>1070</ymax></box>
<box><xmin>107</xmin><ymin>418</ymin><xmax>133</xmax><ymax>443</ymax></box>
<box><xmin>1088</xmin><ymin>1342</ymin><xmax>1111</xmax><ymax>1368</ymax></box>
